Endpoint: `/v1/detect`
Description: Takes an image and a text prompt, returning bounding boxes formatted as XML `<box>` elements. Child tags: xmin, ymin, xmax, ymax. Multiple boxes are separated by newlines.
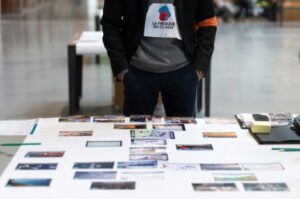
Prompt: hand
<box><xmin>195</xmin><ymin>70</ymin><xmax>204</xmax><ymax>80</ymax></box>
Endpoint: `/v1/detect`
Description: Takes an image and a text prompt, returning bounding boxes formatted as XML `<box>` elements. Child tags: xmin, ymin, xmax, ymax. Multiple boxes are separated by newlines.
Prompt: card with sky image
<box><xmin>6</xmin><ymin>179</ymin><xmax>52</xmax><ymax>187</ymax></box>
<box><xmin>213</xmin><ymin>173</ymin><xmax>257</xmax><ymax>181</ymax></box>
<box><xmin>117</xmin><ymin>160</ymin><xmax>158</xmax><ymax>169</ymax></box>
<box><xmin>129</xmin><ymin>153</ymin><xmax>168</xmax><ymax>161</ymax></box>
<box><xmin>200</xmin><ymin>163</ymin><xmax>242</xmax><ymax>171</ymax></box>
<box><xmin>74</xmin><ymin>171</ymin><xmax>117</xmax><ymax>180</ymax></box>
<box><xmin>73</xmin><ymin>162</ymin><xmax>114</xmax><ymax>169</ymax></box>
<box><xmin>16</xmin><ymin>163</ymin><xmax>57</xmax><ymax>170</ymax></box>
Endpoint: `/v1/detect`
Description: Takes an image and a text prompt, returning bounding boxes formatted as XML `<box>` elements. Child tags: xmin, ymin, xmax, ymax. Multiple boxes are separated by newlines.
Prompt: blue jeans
<box><xmin>123</xmin><ymin>64</ymin><xmax>198</xmax><ymax>117</ymax></box>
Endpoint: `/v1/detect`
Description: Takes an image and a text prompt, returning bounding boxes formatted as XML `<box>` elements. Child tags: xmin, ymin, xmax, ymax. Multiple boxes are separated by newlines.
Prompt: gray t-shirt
<box><xmin>130</xmin><ymin>0</ymin><xmax>189</xmax><ymax>73</ymax></box>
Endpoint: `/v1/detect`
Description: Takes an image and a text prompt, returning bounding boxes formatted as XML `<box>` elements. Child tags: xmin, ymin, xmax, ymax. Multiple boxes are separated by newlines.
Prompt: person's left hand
<box><xmin>195</xmin><ymin>70</ymin><xmax>204</xmax><ymax>80</ymax></box>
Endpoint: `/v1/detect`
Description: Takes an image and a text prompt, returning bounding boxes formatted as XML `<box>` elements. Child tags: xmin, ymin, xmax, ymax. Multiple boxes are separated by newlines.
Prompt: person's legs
<box><xmin>160</xmin><ymin>64</ymin><xmax>198</xmax><ymax>117</ymax></box>
<box><xmin>123</xmin><ymin>66</ymin><xmax>159</xmax><ymax>116</ymax></box>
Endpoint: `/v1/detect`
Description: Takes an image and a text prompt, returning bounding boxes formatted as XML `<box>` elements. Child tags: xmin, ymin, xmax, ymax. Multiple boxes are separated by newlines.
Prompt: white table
<box><xmin>0</xmin><ymin>117</ymin><xmax>299</xmax><ymax>199</ymax></box>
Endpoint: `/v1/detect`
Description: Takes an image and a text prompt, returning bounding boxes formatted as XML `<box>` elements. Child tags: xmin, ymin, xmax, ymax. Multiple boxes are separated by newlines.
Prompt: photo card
<box><xmin>192</xmin><ymin>183</ymin><xmax>238</xmax><ymax>192</ymax></box>
<box><xmin>117</xmin><ymin>160</ymin><xmax>158</xmax><ymax>169</ymax></box>
<box><xmin>243</xmin><ymin>183</ymin><xmax>289</xmax><ymax>192</ymax></box>
<box><xmin>131</xmin><ymin>139</ymin><xmax>166</xmax><ymax>145</ymax></box>
<box><xmin>59</xmin><ymin>131</ymin><xmax>93</xmax><ymax>137</ymax></box>
<box><xmin>86</xmin><ymin>141</ymin><xmax>122</xmax><ymax>148</ymax></box>
<box><xmin>93</xmin><ymin>115</ymin><xmax>125</xmax><ymax>123</ymax></box>
<box><xmin>73</xmin><ymin>162</ymin><xmax>114</xmax><ymax>169</ymax></box>
<box><xmin>130</xmin><ymin>115</ymin><xmax>152</xmax><ymax>123</ymax></box>
<box><xmin>129</xmin><ymin>153</ymin><xmax>168</xmax><ymax>161</ymax></box>
<box><xmin>200</xmin><ymin>163</ymin><xmax>242</xmax><ymax>171</ymax></box>
<box><xmin>130</xmin><ymin>130</ymin><xmax>175</xmax><ymax>139</ymax></box>
<box><xmin>91</xmin><ymin>182</ymin><xmax>135</xmax><ymax>190</ymax></box>
<box><xmin>153</xmin><ymin>124</ymin><xmax>185</xmax><ymax>131</ymax></box>
<box><xmin>6</xmin><ymin>179</ymin><xmax>52</xmax><ymax>187</ymax></box>
<box><xmin>25</xmin><ymin>151</ymin><xmax>65</xmax><ymax>158</ymax></box>
<box><xmin>241</xmin><ymin>162</ymin><xmax>284</xmax><ymax>171</ymax></box>
<box><xmin>114</xmin><ymin>124</ymin><xmax>147</xmax><ymax>130</ymax></box>
<box><xmin>130</xmin><ymin>147</ymin><xmax>167</xmax><ymax>154</ymax></box>
<box><xmin>16</xmin><ymin>163</ymin><xmax>57</xmax><ymax>170</ymax></box>
<box><xmin>74</xmin><ymin>171</ymin><xmax>117</xmax><ymax>180</ymax></box>
<box><xmin>202</xmin><ymin>132</ymin><xmax>237</xmax><ymax>138</ymax></box>
<box><xmin>176</xmin><ymin>144</ymin><xmax>213</xmax><ymax>151</ymax></box>
<box><xmin>213</xmin><ymin>173</ymin><xmax>257</xmax><ymax>181</ymax></box>
<box><xmin>59</xmin><ymin>115</ymin><xmax>91</xmax><ymax>123</ymax></box>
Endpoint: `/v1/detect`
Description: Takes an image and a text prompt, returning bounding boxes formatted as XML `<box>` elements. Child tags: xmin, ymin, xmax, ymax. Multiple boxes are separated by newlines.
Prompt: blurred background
<box><xmin>0</xmin><ymin>0</ymin><xmax>299</xmax><ymax>119</ymax></box>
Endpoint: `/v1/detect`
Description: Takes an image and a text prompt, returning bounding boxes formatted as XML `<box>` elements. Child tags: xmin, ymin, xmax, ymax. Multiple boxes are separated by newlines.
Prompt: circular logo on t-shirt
<box><xmin>159</xmin><ymin>5</ymin><xmax>171</xmax><ymax>21</ymax></box>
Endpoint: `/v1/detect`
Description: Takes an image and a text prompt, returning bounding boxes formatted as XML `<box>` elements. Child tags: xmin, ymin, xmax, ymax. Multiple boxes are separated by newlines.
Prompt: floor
<box><xmin>0</xmin><ymin>0</ymin><xmax>300</xmax><ymax>120</ymax></box>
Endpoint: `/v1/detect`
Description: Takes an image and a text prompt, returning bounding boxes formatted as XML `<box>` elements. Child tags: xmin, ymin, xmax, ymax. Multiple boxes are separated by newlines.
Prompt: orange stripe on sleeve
<box><xmin>194</xmin><ymin>16</ymin><xmax>218</xmax><ymax>29</ymax></box>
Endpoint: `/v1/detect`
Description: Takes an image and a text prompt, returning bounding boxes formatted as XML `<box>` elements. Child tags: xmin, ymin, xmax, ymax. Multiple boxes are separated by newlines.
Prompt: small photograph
<box><xmin>202</xmin><ymin>132</ymin><xmax>237</xmax><ymax>138</ymax></box>
<box><xmin>269</xmin><ymin>113</ymin><xmax>292</xmax><ymax>121</ymax></box>
<box><xmin>93</xmin><ymin>115</ymin><xmax>125</xmax><ymax>123</ymax></box>
<box><xmin>159</xmin><ymin>162</ymin><xmax>200</xmax><ymax>170</ymax></box>
<box><xmin>73</xmin><ymin>162</ymin><xmax>114</xmax><ymax>169</ymax></box>
<box><xmin>165</xmin><ymin>117</ymin><xmax>197</xmax><ymax>124</ymax></box>
<box><xmin>120</xmin><ymin>171</ymin><xmax>164</xmax><ymax>180</ymax></box>
<box><xmin>213</xmin><ymin>173</ymin><xmax>257</xmax><ymax>181</ymax></box>
<box><xmin>117</xmin><ymin>160</ymin><xmax>158</xmax><ymax>169</ymax></box>
<box><xmin>114</xmin><ymin>124</ymin><xmax>147</xmax><ymax>130</ymax></box>
<box><xmin>130</xmin><ymin>130</ymin><xmax>175</xmax><ymax>139</ymax></box>
<box><xmin>176</xmin><ymin>144</ymin><xmax>213</xmax><ymax>151</ymax></box>
<box><xmin>243</xmin><ymin>183</ymin><xmax>289</xmax><ymax>192</ymax></box>
<box><xmin>6</xmin><ymin>179</ymin><xmax>51</xmax><ymax>187</ymax></box>
<box><xmin>59</xmin><ymin>131</ymin><xmax>93</xmax><ymax>137</ymax></box>
<box><xmin>241</xmin><ymin>162</ymin><xmax>284</xmax><ymax>171</ymax></box>
<box><xmin>16</xmin><ymin>163</ymin><xmax>57</xmax><ymax>170</ymax></box>
<box><xmin>130</xmin><ymin>115</ymin><xmax>152</xmax><ymax>123</ymax></box>
<box><xmin>131</xmin><ymin>139</ymin><xmax>166</xmax><ymax>145</ymax></box>
<box><xmin>25</xmin><ymin>151</ymin><xmax>65</xmax><ymax>158</ymax></box>
<box><xmin>192</xmin><ymin>183</ymin><xmax>238</xmax><ymax>192</ymax></box>
<box><xmin>91</xmin><ymin>181</ymin><xmax>135</xmax><ymax>190</ymax></box>
<box><xmin>74</xmin><ymin>171</ymin><xmax>117</xmax><ymax>180</ymax></box>
<box><xmin>129</xmin><ymin>153</ymin><xmax>168</xmax><ymax>161</ymax></box>
<box><xmin>130</xmin><ymin>147</ymin><xmax>167</xmax><ymax>154</ymax></box>
<box><xmin>200</xmin><ymin>163</ymin><xmax>242</xmax><ymax>171</ymax></box>
<box><xmin>86</xmin><ymin>141</ymin><xmax>122</xmax><ymax>147</ymax></box>
<box><xmin>153</xmin><ymin>124</ymin><xmax>185</xmax><ymax>131</ymax></box>
<box><xmin>59</xmin><ymin>115</ymin><xmax>91</xmax><ymax>123</ymax></box>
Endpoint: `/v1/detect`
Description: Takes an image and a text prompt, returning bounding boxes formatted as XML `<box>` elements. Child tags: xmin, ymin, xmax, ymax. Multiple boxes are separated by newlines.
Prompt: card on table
<box><xmin>73</xmin><ymin>162</ymin><xmax>114</xmax><ymax>169</ymax></box>
<box><xmin>16</xmin><ymin>163</ymin><xmax>57</xmax><ymax>170</ymax></box>
<box><xmin>86</xmin><ymin>141</ymin><xmax>122</xmax><ymax>147</ymax></box>
<box><xmin>6</xmin><ymin>179</ymin><xmax>52</xmax><ymax>187</ymax></box>
<box><xmin>91</xmin><ymin>182</ymin><xmax>135</xmax><ymax>190</ymax></box>
<box><xmin>25</xmin><ymin>151</ymin><xmax>65</xmax><ymax>158</ymax></box>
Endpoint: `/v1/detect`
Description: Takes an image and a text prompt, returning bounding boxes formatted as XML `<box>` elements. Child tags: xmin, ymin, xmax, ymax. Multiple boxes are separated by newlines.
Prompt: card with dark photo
<box><xmin>153</xmin><ymin>124</ymin><xmax>185</xmax><ymax>131</ymax></box>
<box><xmin>25</xmin><ymin>151</ymin><xmax>65</xmax><ymax>158</ymax></box>
<box><xmin>6</xmin><ymin>179</ymin><xmax>52</xmax><ymax>187</ymax></box>
<box><xmin>192</xmin><ymin>183</ymin><xmax>238</xmax><ymax>192</ymax></box>
<box><xmin>74</xmin><ymin>171</ymin><xmax>117</xmax><ymax>180</ymax></box>
<box><xmin>59</xmin><ymin>131</ymin><xmax>93</xmax><ymax>137</ymax></box>
<box><xmin>86</xmin><ymin>141</ymin><xmax>122</xmax><ymax>147</ymax></box>
<box><xmin>16</xmin><ymin>163</ymin><xmax>57</xmax><ymax>170</ymax></box>
<box><xmin>176</xmin><ymin>144</ymin><xmax>213</xmax><ymax>151</ymax></box>
<box><xmin>129</xmin><ymin>153</ymin><xmax>168</xmax><ymax>161</ymax></box>
<box><xmin>200</xmin><ymin>163</ymin><xmax>242</xmax><ymax>171</ymax></box>
<box><xmin>165</xmin><ymin>117</ymin><xmax>197</xmax><ymax>124</ymax></box>
<box><xmin>93</xmin><ymin>115</ymin><xmax>125</xmax><ymax>123</ymax></box>
<box><xmin>114</xmin><ymin>124</ymin><xmax>147</xmax><ymax>130</ymax></box>
<box><xmin>117</xmin><ymin>160</ymin><xmax>158</xmax><ymax>169</ymax></box>
<box><xmin>130</xmin><ymin>115</ymin><xmax>152</xmax><ymax>123</ymax></box>
<box><xmin>243</xmin><ymin>183</ymin><xmax>289</xmax><ymax>192</ymax></box>
<box><xmin>59</xmin><ymin>115</ymin><xmax>91</xmax><ymax>123</ymax></box>
<box><xmin>73</xmin><ymin>162</ymin><xmax>114</xmax><ymax>169</ymax></box>
<box><xmin>91</xmin><ymin>182</ymin><xmax>135</xmax><ymax>190</ymax></box>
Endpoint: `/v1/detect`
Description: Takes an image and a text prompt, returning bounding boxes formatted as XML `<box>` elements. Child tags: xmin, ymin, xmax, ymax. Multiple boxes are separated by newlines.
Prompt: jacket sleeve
<box><xmin>193</xmin><ymin>0</ymin><xmax>217</xmax><ymax>74</ymax></box>
<box><xmin>101</xmin><ymin>0</ymin><xmax>128</xmax><ymax>77</ymax></box>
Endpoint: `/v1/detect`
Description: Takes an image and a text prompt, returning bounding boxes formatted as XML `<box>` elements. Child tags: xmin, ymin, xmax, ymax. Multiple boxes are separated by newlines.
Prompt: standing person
<box><xmin>101</xmin><ymin>0</ymin><xmax>217</xmax><ymax>117</ymax></box>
